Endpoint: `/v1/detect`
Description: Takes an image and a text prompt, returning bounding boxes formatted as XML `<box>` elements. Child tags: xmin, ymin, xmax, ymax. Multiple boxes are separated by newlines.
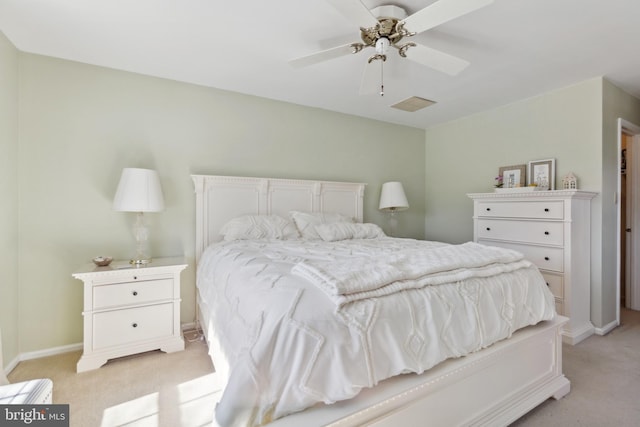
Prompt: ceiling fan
<box><xmin>290</xmin><ymin>0</ymin><xmax>494</xmax><ymax>96</ymax></box>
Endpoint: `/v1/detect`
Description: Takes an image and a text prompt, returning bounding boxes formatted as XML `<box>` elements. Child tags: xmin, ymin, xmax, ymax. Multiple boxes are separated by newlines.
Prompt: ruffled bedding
<box><xmin>196</xmin><ymin>238</ymin><xmax>556</xmax><ymax>426</ymax></box>
<box><xmin>291</xmin><ymin>241</ymin><xmax>534</xmax><ymax>306</ymax></box>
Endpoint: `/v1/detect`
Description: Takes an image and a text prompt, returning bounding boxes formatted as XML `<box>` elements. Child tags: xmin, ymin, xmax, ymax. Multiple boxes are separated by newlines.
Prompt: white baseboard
<box><xmin>4</xmin><ymin>323</ymin><xmax>196</xmax><ymax>376</ymax></box>
<box><xmin>20</xmin><ymin>342</ymin><xmax>83</xmax><ymax>362</ymax></box>
<box><xmin>561</xmin><ymin>321</ymin><xmax>595</xmax><ymax>345</ymax></box>
<box><xmin>182</xmin><ymin>322</ymin><xmax>197</xmax><ymax>331</ymax></box>
<box><xmin>4</xmin><ymin>342</ymin><xmax>82</xmax><ymax>375</ymax></box>
<box><xmin>594</xmin><ymin>319</ymin><xmax>619</xmax><ymax>336</ymax></box>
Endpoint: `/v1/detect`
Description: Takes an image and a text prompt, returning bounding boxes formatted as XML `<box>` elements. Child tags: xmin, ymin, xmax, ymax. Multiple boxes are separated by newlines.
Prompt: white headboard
<box><xmin>192</xmin><ymin>175</ymin><xmax>366</xmax><ymax>262</ymax></box>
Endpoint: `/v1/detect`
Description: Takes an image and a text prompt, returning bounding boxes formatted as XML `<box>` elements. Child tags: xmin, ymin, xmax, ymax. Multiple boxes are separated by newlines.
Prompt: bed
<box><xmin>192</xmin><ymin>174</ymin><xmax>570</xmax><ymax>427</ymax></box>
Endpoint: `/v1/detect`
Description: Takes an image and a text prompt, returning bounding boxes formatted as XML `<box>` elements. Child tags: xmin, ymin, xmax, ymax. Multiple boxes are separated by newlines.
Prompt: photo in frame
<box><xmin>528</xmin><ymin>158</ymin><xmax>556</xmax><ymax>190</ymax></box>
<box><xmin>498</xmin><ymin>164</ymin><xmax>526</xmax><ymax>188</ymax></box>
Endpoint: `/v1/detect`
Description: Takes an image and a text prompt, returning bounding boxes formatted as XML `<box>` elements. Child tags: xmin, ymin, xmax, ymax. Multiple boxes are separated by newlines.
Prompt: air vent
<box><xmin>391</xmin><ymin>96</ymin><xmax>436</xmax><ymax>112</ymax></box>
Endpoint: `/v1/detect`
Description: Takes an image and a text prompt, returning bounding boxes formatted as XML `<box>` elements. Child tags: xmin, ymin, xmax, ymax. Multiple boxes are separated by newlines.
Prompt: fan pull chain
<box><xmin>380</xmin><ymin>60</ymin><xmax>384</xmax><ymax>97</ymax></box>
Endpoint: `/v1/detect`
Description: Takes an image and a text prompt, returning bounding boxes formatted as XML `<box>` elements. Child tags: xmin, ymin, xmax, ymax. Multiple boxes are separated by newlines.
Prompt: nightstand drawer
<box><xmin>477</xmin><ymin>201</ymin><xmax>564</xmax><ymax>219</ymax></box>
<box><xmin>93</xmin><ymin>279</ymin><xmax>173</xmax><ymax>310</ymax></box>
<box><xmin>478</xmin><ymin>240</ymin><xmax>564</xmax><ymax>272</ymax></box>
<box><xmin>477</xmin><ymin>219</ymin><xmax>563</xmax><ymax>246</ymax></box>
<box><xmin>93</xmin><ymin>303</ymin><xmax>173</xmax><ymax>350</ymax></box>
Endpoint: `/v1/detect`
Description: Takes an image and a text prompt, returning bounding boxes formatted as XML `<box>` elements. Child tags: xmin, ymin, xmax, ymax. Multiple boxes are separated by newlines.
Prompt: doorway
<box><xmin>618</xmin><ymin>119</ymin><xmax>640</xmax><ymax>324</ymax></box>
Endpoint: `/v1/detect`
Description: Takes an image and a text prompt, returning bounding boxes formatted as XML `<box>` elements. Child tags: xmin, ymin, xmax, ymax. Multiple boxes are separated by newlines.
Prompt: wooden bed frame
<box><xmin>192</xmin><ymin>174</ymin><xmax>570</xmax><ymax>426</ymax></box>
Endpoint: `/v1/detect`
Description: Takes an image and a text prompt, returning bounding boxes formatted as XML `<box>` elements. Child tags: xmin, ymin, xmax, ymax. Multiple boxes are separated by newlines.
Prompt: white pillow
<box><xmin>315</xmin><ymin>222</ymin><xmax>386</xmax><ymax>241</ymax></box>
<box><xmin>220</xmin><ymin>215</ymin><xmax>300</xmax><ymax>241</ymax></box>
<box><xmin>289</xmin><ymin>211</ymin><xmax>355</xmax><ymax>240</ymax></box>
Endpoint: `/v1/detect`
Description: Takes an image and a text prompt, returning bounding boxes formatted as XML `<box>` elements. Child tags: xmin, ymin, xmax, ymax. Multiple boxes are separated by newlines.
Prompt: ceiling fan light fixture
<box><xmin>375</xmin><ymin>37</ymin><xmax>390</xmax><ymax>55</ymax></box>
<box><xmin>391</xmin><ymin>96</ymin><xmax>436</xmax><ymax>112</ymax></box>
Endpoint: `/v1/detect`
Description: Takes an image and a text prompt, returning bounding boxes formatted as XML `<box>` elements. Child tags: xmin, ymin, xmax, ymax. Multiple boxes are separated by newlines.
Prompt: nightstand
<box><xmin>72</xmin><ymin>256</ymin><xmax>187</xmax><ymax>372</ymax></box>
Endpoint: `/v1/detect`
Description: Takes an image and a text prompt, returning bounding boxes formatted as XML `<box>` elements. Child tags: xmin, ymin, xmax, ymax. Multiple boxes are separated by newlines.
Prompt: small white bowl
<box><xmin>93</xmin><ymin>256</ymin><xmax>113</xmax><ymax>267</ymax></box>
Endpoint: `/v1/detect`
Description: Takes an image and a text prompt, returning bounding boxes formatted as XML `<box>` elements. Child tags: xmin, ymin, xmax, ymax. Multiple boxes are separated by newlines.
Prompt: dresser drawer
<box><xmin>478</xmin><ymin>240</ymin><xmax>564</xmax><ymax>272</ymax></box>
<box><xmin>542</xmin><ymin>272</ymin><xmax>563</xmax><ymax>299</ymax></box>
<box><xmin>92</xmin><ymin>303</ymin><xmax>173</xmax><ymax>350</ymax></box>
<box><xmin>477</xmin><ymin>201</ymin><xmax>564</xmax><ymax>219</ymax></box>
<box><xmin>93</xmin><ymin>279</ymin><xmax>173</xmax><ymax>310</ymax></box>
<box><xmin>555</xmin><ymin>299</ymin><xmax>564</xmax><ymax>316</ymax></box>
<box><xmin>477</xmin><ymin>219</ymin><xmax>564</xmax><ymax>246</ymax></box>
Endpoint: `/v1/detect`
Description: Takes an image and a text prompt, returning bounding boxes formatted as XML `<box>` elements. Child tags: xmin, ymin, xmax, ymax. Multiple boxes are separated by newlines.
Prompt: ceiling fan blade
<box><xmin>401</xmin><ymin>0</ymin><xmax>494</xmax><ymax>34</ymax></box>
<box><xmin>324</xmin><ymin>0</ymin><xmax>379</xmax><ymax>29</ymax></box>
<box><xmin>289</xmin><ymin>43</ymin><xmax>356</xmax><ymax>68</ymax></box>
<box><xmin>404</xmin><ymin>44</ymin><xmax>469</xmax><ymax>76</ymax></box>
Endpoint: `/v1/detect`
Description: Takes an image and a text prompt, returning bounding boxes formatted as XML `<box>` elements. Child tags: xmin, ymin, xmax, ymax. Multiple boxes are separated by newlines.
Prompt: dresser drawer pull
<box><xmin>486</xmin><ymin>227</ymin><xmax>491</xmax><ymax>231</ymax></box>
<box><xmin>546</xmin><ymin>282</ymin><xmax>550</xmax><ymax>286</ymax></box>
<box><xmin>544</xmin><ymin>257</ymin><xmax>550</xmax><ymax>261</ymax></box>
<box><xmin>132</xmin><ymin>291</ymin><xmax>138</xmax><ymax>296</ymax></box>
<box><xmin>132</xmin><ymin>323</ymin><xmax>138</xmax><ymax>328</ymax></box>
<box><xmin>486</xmin><ymin>208</ymin><xmax>491</xmax><ymax>211</ymax></box>
<box><xmin>544</xmin><ymin>208</ymin><xmax>549</xmax><ymax>212</ymax></box>
<box><xmin>544</xmin><ymin>231</ymin><xmax>550</xmax><ymax>235</ymax></box>
<box><xmin>133</xmin><ymin>276</ymin><xmax>138</xmax><ymax>280</ymax></box>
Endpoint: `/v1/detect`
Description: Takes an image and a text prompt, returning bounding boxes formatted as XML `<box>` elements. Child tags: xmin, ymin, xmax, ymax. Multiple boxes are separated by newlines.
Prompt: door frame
<box><xmin>617</xmin><ymin>118</ymin><xmax>640</xmax><ymax>323</ymax></box>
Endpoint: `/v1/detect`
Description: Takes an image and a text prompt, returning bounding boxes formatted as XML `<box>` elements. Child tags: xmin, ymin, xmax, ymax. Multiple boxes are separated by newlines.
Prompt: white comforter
<box><xmin>197</xmin><ymin>238</ymin><xmax>556</xmax><ymax>427</ymax></box>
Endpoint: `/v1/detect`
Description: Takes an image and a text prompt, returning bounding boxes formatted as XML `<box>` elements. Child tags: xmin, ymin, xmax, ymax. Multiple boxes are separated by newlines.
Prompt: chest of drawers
<box><xmin>468</xmin><ymin>190</ymin><xmax>596</xmax><ymax>344</ymax></box>
<box><xmin>73</xmin><ymin>257</ymin><xmax>187</xmax><ymax>372</ymax></box>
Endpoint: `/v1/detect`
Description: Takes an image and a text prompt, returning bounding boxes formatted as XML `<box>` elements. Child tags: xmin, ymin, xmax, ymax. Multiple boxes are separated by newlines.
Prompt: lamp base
<box><xmin>387</xmin><ymin>210</ymin><xmax>399</xmax><ymax>237</ymax></box>
<box><xmin>130</xmin><ymin>212</ymin><xmax>152</xmax><ymax>266</ymax></box>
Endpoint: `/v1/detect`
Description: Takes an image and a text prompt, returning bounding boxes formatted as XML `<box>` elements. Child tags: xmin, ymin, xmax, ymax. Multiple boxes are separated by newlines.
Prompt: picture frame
<box><xmin>498</xmin><ymin>164</ymin><xmax>526</xmax><ymax>188</ymax></box>
<box><xmin>528</xmin><ymin>158</ymin><xmax>555</xmax><ymax>190</ymax></box>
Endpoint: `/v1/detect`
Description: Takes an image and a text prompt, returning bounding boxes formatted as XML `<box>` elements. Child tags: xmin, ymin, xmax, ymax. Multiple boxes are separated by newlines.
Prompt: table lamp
<box><xmin>113</xmin><ymin>168</ymin><xmax>165</xmax><ymax>264</ymax></box>
<box><xmin>379</xmin><ymin>181</ymin><xmax>409</xmax><ymax>236</ymax></box>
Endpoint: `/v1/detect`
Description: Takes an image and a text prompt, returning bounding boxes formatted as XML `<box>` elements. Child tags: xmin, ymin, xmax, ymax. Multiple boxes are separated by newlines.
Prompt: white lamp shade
<box><xmin>113</xmin><ymin>168</ymin><xmax>165</xmax><ymax>212</ymax></box>
<box><xmin>379</xmin><ymin>181</ymin><xmax>409</xmax><ymax>212</ymax></box>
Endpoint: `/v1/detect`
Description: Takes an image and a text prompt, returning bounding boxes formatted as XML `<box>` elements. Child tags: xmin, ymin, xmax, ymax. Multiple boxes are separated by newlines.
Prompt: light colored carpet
<box><xmin>511</xmin><ymin>307</ymin><xmax>640</xmax><ymax>427</ymax></box>
<box><xmin>8</xmin><ymin>311</ymin><xmax>640</xmax><ymax>427</ymax></box>
<box><xmin>8</xmin><ymin>331</ymin><xmax>218</xmax><ymax>426</ymax></box>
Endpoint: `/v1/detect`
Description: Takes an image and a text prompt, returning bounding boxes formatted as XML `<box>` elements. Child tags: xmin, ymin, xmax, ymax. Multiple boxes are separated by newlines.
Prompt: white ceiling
<box><xmin>1</xmin><ymin>0</ymin><xmax>639</xmax><ymax>129</ymax></box>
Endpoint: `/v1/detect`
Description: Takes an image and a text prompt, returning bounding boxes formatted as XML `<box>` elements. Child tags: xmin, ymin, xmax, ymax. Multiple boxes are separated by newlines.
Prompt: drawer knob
<box><xmin>544</xmin><ymin>231</ymin><xmax>550</xmax><ymax>235</ymax></box>
<box><xmin>544</xmin><ymin>257</ymin><xmax>550</xmax><ymax>261</ymax></box>
<box><xmin>486</xmin><ymin>208</ymin><xmax>491</xmax><ymax>211</ymax></box>
<box><xmin>486</xmin><ymin>227</ymin><xmax>491</xmax><ymax>231</ymax></box>
<box><xmin>132</xmin><ymin>323</ymin><xmax>138</xmax><ymax>328</ymax></box>
<box><xmin>133</xmin><ymin>276</ymin><xmax>138</xmax><ymax>280</ymax></box>
<box><xmin>546</xmin><ymin>282</ymin><xmax>550</xmax><ymax>286</ymax></box>
<box><xmin>132</xmin><ymin>291</ymin><xmax>138</xmax><ymax>296</ymax></box>
<box><xmin>544</xmin><ymin>208</ymin><xmax>550</xmax><ymax>212</ymax></box>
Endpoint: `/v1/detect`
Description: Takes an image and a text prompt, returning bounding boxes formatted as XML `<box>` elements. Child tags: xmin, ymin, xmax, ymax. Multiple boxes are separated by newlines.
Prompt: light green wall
<box><xmin>15</xmin><ymin>53</ymin><xmax>425</xmax><ymax>351</ymax></box>
<box><xmin>7</xmin><ymin>39</ymin><xmax>639</xmax><ymax>354</ymax></box>
<box><xmin>425</xmin><ymin>77</ymin><xmax>640</xmax><ymax>330</ymax></box>
<box><xmin>0</xmin><ymin>32</ymin><xmax>20</xmax><ymax>367</ymax></box>
<box><xmin>424</xmin><ymin>78</ymin><xmax>602</xmax><ymax>242</ymax></box>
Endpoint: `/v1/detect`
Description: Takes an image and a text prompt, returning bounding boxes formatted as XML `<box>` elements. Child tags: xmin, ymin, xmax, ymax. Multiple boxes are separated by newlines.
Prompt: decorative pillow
<box><xmin>289</xmin><ymin>211</ymin><xmax>355</xmax><ymax>240</ymax></box>
<box><xmin>315</xmin><ymin>222</ymin><xmax>386</xmax><ymax>241</ymax></box>
<box><xmin>220</xmin><ymin>215</ymin><xmax>300</xmax><ymax>241</ymax></box>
